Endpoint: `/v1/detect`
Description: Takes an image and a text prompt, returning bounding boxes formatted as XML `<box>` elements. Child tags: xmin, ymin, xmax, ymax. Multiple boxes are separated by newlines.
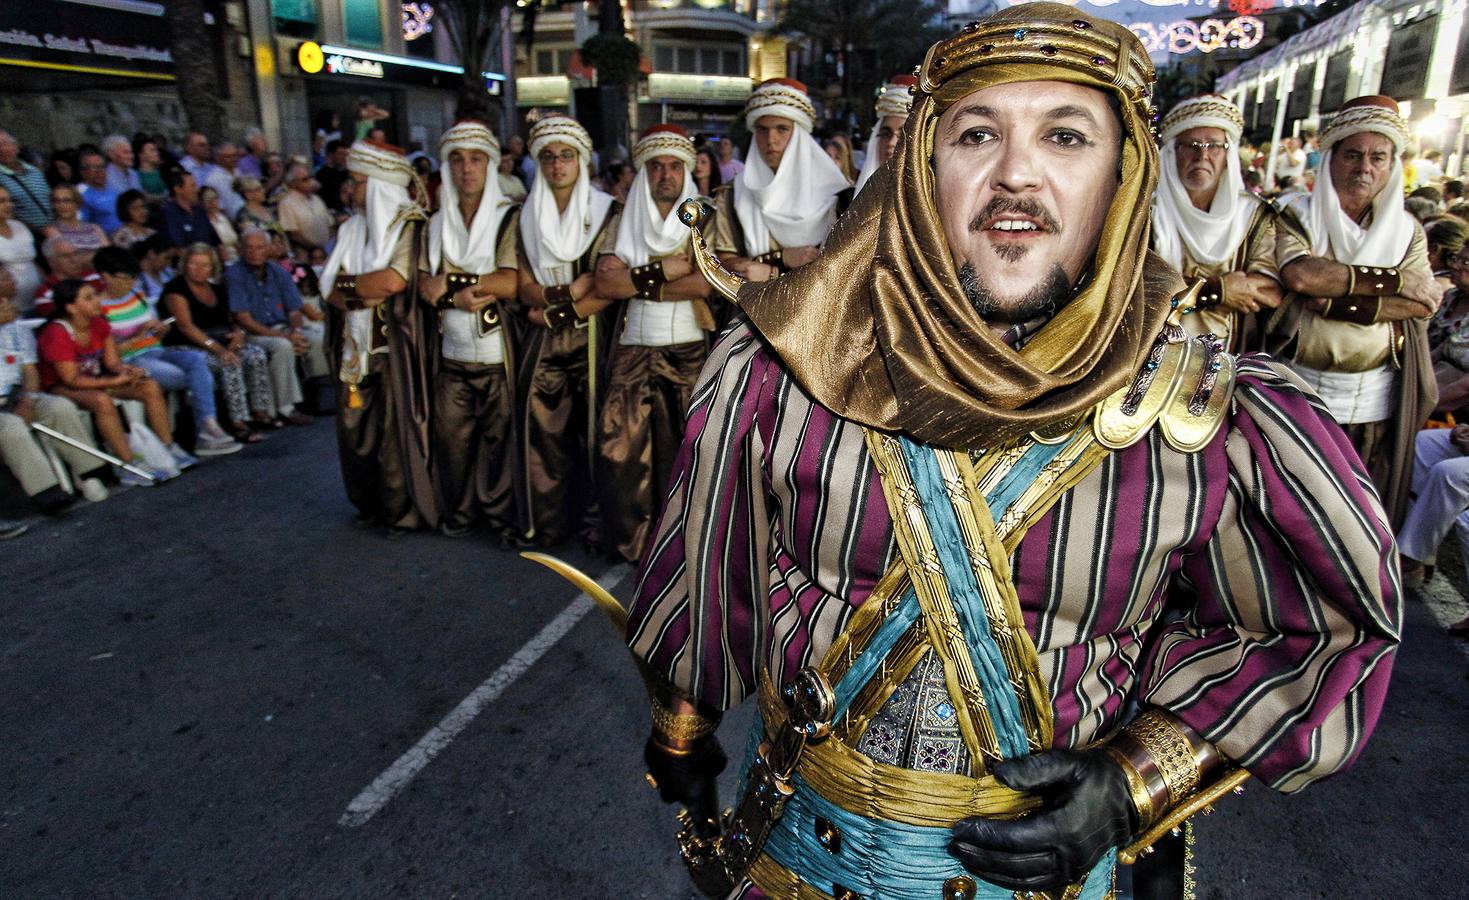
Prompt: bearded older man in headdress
<box><xmin>322</xmin><ymin>140</ymin><xmax>437</xmax><ymax>533</ymax></box>
<box><xmin>1151</xmin><ymin>94</ymin><xmax>1280</xmax><ymax>350</ymax></box>
<box><xmin>419</xmin><ymin>120</ymin><xmax>522</xmax><ymax>540</ymax></box>
<box><xmin>1272</xmin><ymin>96</ymin><xmax>1442</xmax><ymax>527</ymax></box>
<box><xmin>593</xmin><ymin>124</ymin><xmax>716</xmax><ymax>564</ymax></box>
<box><xmin>516</xmin><ymin>115</ymin><xmax>620</xmax><ymax>549</ymax></box>
<box><xmin>854</xmin><ymin>74</ymin><xmax>917</xmax><ymax>195</ymax></box>
<box><xmin>712</xmin><ymin>79</ymin><xmax>852</xmax><ymax>283</ymax></box>
<box><xmin>626</xmin><ymin>7</ymin><xmax>1400</xmax><ymax>898</ymax></box>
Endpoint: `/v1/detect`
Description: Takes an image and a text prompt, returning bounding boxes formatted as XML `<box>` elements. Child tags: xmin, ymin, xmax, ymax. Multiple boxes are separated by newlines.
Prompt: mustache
<box><xmin>968</xmin><ymin>197</ymin><xmax>1060</xmax><ymax>234</ymax></box>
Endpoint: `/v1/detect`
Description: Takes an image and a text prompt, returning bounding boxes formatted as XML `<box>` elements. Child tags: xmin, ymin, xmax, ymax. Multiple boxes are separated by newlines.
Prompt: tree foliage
<box><xmin>776</xmin><ymin>0</ymin><xmax>946</xmax><ymax>128</ymax></box>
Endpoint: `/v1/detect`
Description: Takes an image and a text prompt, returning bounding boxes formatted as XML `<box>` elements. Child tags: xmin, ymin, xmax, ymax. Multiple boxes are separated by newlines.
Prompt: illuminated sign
<box><xmin>1129</xmin><ymin>16</ymin><xmax>1265</xmax><ymax>54</ymax></box>
<box><xmin>646</xmin><ymin>73</ymin><xmax>752</xmax><ymax>104</ymax></box>
<box><xmin>326</xmin><ymin>53</ymin><xmax>384</xmax><ymax>78</ymax></box>
<box><xmin>296</xmin><ymin>41</ymin><xmax>506</xmax><ymax>91</ymax></box>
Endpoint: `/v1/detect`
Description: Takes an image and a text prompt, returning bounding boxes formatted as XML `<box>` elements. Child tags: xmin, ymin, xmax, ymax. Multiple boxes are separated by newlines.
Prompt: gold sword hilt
<box><xmin>679</xmin><ymin>198</ymin><xmax>745</xmax><ymax>304</ymax></box>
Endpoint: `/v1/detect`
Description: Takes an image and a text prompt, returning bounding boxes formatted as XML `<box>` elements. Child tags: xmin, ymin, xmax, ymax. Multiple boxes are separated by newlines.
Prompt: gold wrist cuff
<box><xmin>651</xmin><ymin>697</ymin><xmax>718</xmax><ymax>743</ymax></box>
<box><xmin>1109</xmin><ymin>709</ymin><xmax>1217</xmax><ymax>812</ymax></box>
<box><xmin>1102</xmin><ymin>745</ymin><xmax>1156</xmax><ymax>831</ymax></box>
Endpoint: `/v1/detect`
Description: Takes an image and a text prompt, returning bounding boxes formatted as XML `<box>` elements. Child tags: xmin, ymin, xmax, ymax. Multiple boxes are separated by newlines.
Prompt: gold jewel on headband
<box><xmin>917</xmin><ymin>7</ymin><xmax>1156</xmax><ymax>124</ymax></box>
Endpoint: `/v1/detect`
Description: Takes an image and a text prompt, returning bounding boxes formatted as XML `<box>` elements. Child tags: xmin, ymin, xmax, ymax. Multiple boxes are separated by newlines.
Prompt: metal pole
<box><xmin>29</xmin><ymin>422</ymin><xmax>157</xmax><ymax>482</ymax></box>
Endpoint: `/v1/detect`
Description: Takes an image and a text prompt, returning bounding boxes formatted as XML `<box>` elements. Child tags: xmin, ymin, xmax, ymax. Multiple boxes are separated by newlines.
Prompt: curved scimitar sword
<box><xmin>519</xmin><ymin>551</ymin><xmax>629</xmax><ymax>635</ymax></box>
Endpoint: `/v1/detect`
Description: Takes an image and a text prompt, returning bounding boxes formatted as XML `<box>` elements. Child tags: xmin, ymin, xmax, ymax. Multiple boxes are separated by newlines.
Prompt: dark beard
<box><xmin>958</xmin><ymin>262</ymin><xmax>1071</xmax><ymax>325</ymax></box>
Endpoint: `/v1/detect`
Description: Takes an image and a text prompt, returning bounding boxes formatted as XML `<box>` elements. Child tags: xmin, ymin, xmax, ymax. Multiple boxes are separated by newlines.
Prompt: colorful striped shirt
<box><xmin>627</xmin><ymin>322</ymin><xmax>1401</xmax><ymax>793</ymax></box>
<box><xmin>100</xmin><ymin>291</ymin><xmax>161</xmax><ymax>360</ymax></box>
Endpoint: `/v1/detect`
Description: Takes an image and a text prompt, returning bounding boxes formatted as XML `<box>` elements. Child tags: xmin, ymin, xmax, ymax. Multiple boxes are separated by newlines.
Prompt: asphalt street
<box><xmin>3</xmin><ymin>419</ymin><xmax>1466</xmax><ymax>899</ymax></box>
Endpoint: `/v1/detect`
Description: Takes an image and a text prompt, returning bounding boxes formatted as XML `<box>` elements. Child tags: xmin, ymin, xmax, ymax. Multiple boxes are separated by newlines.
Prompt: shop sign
<box><xmin>0</xmin><ymin>0</ymin><xmax>173</xmax><ymax>80</ymax></box>
<box><xmin>517</xmin><ymin>75</ymin><xmax>571</xmax><ymax>107</ymax></box>
<box><xmin>1319</xmin><ymin>48</ymin><xmax>1351</xmax><ymax>114</ymax></box>
<box><xmin>1285</xmin><ymin>61</ymin><xmax>1314</xmax><ymax>122</ymax></box>
<box><xmin>1379</xmin><ymin>14</ymin><xmax>1436</xmax><ymax>101</ymax></box>
<box><xmin>296</xmin><ymin>40</ymin><xmax>504</xmax><ymax>93</ymax></box>
<box><xmin>646</xmin><ymin>73</ymin><xmax>752</xmax><ymax>104</ymax></box>
<box><xmin>1451</xmin><ymin>11</ymin><xmax>1469</xmax><ymax>96</ymax></box>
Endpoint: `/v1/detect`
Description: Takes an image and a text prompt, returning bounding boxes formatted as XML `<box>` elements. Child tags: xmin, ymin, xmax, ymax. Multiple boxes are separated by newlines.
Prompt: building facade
<box><xmin>1216</xmin><ymin>0</ymin><xmax>1468</xmax><ymax>178</ymax></box>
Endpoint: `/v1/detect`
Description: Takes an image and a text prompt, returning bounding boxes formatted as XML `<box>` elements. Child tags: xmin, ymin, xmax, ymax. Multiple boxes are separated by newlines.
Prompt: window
<box><xmin>655</xmin><ymin>45</ymin><xmax>674</xmax><ymax>71</ymax></box>
<box><xmin>343</xmin><ymin>0</ymin><xmax>383</xmax><ymax>48</ymax></box>
<box><xmin>677</xmin><ymin>47</ymin><xmax>696</xmax><ymax>72</ymax></box>
<box><xmin>722</xmin><ymin>49</ymin><xmax>742</xmax><ymax>75</ymax></box>
<box><xmin>272</xmin><ymin>0</ymin><xmax>318</xmax><ymax>36</ymax></box>
<box><xmin>537</xmin><ymin>50</ymin><xmax>554</xmax><ymax>74</ymax></box>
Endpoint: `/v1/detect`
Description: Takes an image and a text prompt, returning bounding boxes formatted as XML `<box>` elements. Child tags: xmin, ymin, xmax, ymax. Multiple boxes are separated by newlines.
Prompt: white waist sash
<box><xmin>620</xmin><ymin>298</ymin><xmax>702</xmax><ymax>348</ymax></box>
<box><xmin>440</xmin><ymin>308</ymin><xmax>503</xmax><ymax>365</ymax></box>
<box><xmin>1287</xmin><ymin>362</ymin><xmax>1396</xmax><ymax>425</ymax></box>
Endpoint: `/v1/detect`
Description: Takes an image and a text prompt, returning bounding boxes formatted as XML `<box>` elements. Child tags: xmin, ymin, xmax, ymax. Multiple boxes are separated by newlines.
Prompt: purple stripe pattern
<box><xmin>627</xmin><ymin>322</ymin><xmax>1401</xmax><ymax>793</ymax></box>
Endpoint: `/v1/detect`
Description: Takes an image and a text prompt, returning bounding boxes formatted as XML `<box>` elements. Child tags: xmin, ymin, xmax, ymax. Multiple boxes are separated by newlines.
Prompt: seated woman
<box><xmin>43</xmin><ymin>184</ymin><xmax>109</xmax><ymax>270</ymax></box>
<box><xmin>111</xmin><ymin>189</ymin><xmax>156</xmax><ymax>250</ymax></box>
<box><xmin>92</xmin><ymin>247</ymin><xmax>242</xmax><ymax>455</ymax></box>
<box><xmin>162</xmin><ymin>244</ymin><xmax>274</xmax><ymax>442</ymax></box>
<box><xmin>1428</xmin><ymin>242</ymin><xmax>1469</xmax><ymax>415</ymax></box>
<box><xmin>36</xmin><ymin>279</ymin><xmax>183</xmax><ymax>485</ymax></box>
<box><xmin>201</xmin><ymin>186</ymin><xmax>239</xmax><ymax>265</ymax></box>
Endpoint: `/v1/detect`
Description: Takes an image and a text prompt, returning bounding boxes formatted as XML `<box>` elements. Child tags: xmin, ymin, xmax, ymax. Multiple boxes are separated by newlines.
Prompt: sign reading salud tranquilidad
<box><xmin>0</xmin><ymin>0</ymin><xmax>172</xmax><ymax>81</ymax></box>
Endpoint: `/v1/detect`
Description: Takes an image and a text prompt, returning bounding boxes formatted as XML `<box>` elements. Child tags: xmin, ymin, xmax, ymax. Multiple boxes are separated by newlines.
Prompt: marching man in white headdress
<box><xmin>854</xmin><ymin>74</ymin><xmax>916</xmax><ymax>195</ymax></box>
<box><xmin>515</xmin><ymin>114</ymin><xmax>621</xmax><ymax>549</ymax></box>
<box><xmin>419</xmin><ymin>120</ymin><xmax>523</xmax><ymax>541</ymax></box>
<box><xmin>593</xmin><ymin>124</ymin><xmax>715</xmax><ymax>564</ymax></box>
<box><xmin>322</xmin><ymin>140</ymin><xmax>438</xmax><ymax>533</ymax></box>
<box><xmin>1151</xmin><ymin>94</ymin><xmax>1280</xmax><ymax>350</ymax></box>
<box><xmin>712</xmin><ymin>78</ymin><xmax>852</xmax><ymax>282</ymax></box>
<box><xmin>1273</xmin><ymin>95</ymin><xmax>1443</xmax><ymax>526</ymax></box>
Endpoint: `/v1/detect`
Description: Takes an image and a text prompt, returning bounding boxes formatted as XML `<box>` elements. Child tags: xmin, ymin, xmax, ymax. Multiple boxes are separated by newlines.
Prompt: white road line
<box><xmin>1413</xmin><ymin>577</ymin><xmax>1469</xmax><ymax>662</ymax></box>
<box><xmin>338</xmin><ymin>563</ymin><xmax>631</xmax><ymax>827</ymax></box>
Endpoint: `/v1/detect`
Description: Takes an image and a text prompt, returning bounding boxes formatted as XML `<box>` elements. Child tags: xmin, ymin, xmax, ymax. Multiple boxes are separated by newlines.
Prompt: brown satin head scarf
<box><xmin>735</xmin><ymin>3</ymin><xmax>1183</xmax><ymax>449</ymax></box>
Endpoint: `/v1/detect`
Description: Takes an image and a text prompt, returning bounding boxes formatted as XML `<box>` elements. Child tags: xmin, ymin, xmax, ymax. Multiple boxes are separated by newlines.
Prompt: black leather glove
<box><xmin>644</xmin><ymin>734</ymin><xmax>726</xmax><ymax>812</ymax></box>
<box><xmin>948</xmin><ymin>749</ymin><xmax>1136</xmax><ymax>892</ymax></box>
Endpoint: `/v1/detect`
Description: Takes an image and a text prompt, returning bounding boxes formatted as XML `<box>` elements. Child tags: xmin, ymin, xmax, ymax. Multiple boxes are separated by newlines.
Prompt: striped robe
<box><xmin>628</xmin><ymin>322</ymin><xmax>1402</xmax><ymax>793</ymax></box>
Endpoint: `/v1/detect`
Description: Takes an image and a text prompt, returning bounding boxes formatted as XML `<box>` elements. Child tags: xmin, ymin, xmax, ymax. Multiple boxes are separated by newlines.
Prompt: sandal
<box><xmin>229</xmin><ymin>424</ymin><xmax>263</xmax><ymax>444</ymax></box>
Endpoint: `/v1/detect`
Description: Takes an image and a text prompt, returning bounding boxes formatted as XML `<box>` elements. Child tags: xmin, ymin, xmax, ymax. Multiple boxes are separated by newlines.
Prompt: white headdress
<box><xmin>1151</xmin><ymin>95</ymin><xmax>1256</xmax><ymax>270</ymax></box>
<box><xmin>615</xmin><ymin>125</ymin><xmax>697</xmax><ymax>267</ymax></box>
<box><xmin>734</xmin><ymin>79</ymin><xmax>850</xmax><ymax>254</ymax></box>
<box><xmin>429</xmin><ymin>120</ymin><xmax>512</xmax><ymax>275</ymax></box>
<box><xmin>1294</xmin><ymin>96</ymin><xmax>1414</xmax><ymax>266</ymax></box>
<box><xmin>518</xmin><ymin>115</ymin><xmax>613</xmax><ymax>283</ymax></box>
<box><xmin>855</xmin><ymin>75</ymin><xmax>916</xmax><ymax>194</ymax></box>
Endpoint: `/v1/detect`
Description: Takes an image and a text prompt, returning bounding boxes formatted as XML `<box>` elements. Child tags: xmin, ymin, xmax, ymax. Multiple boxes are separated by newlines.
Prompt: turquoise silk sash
<box><xmin>752</xmin><ymin>428</ymin><xmax>1117</xmax><ymax>900</ymax></box>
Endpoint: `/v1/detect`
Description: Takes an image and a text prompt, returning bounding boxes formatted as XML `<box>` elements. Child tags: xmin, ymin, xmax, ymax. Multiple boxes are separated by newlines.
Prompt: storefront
<box><xmin>0</xmin><ymin>0</ymin><xmax>188</xmax><ymax>150</ymax></box>
<box><xmin>1216</xmin><ymin>0</ymin><xmax>1469</xmax><ymax>179</ymax></box>
<box><xmin>285</xmin><ymin>40</ymin><xmax>505</xmax><ymax>153</ymax></box>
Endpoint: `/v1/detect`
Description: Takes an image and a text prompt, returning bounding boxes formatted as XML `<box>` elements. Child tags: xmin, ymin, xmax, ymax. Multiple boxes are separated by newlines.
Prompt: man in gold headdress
<box><xmin>1271</xmin><ymin>95</ymin><xmax>1441</xmax><ymax>528</ymax></box>
<box><xmin>712</xmin><ymin>79</ymin><xmax>853</xmax><ymax>283</ymax></box>
<box><xmin>594</xmin><ymin>124</ymin><xmax>715</xmax><ymax>564</ymax></box>
<box><xmin>419</xmin><ymin>120</ymin><xmax>522</xmax><ymax>541</ymax></box>
<box><xmin>1150</xmin><ymin>94</ymin><xmax>1279</xmax><ymax>351</ymax></box>
<box><xmin>516</xmin><ymin>115</ymin><xmax>620</xmax><ymax>549</ymax></box>
<box><xmin>322</xmin><ymin>140</ymin><xmax>437</xmax><ymax>533</ymax></box>
<box><xmin>626</xmin><ymin>6</ymin><xmax>1400</xmax><ymax>898</ymax></box>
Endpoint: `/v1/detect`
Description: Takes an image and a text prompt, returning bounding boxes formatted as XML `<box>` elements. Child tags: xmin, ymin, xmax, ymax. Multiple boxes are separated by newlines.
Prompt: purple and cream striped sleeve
<box><xmin>1142</xmin><ymin>356</ymin><xmax>1402</xmax><ymax>793</ymax></box>
<box><xmin>626</xmin><ymin>323</ymin><xmax>774</xmax><ymax>710</ymax></box>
